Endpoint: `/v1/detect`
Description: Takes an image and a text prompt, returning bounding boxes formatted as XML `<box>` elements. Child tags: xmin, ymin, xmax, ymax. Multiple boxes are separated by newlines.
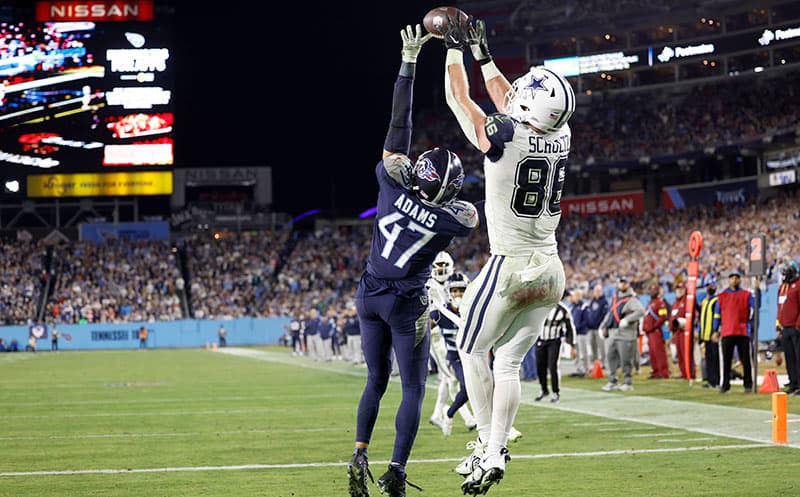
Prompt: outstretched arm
<box><xmin>382</xmin><ymin>24</ymin><xmax>432</xmax><ymax>160</ymax></box>
<box><xmin>442</xmin><ymin>18</ymin><xmax>490</xmax><ymax>153</ymax></box>
<box><xmin>467</xmin><ymin>18</ymin><xmax>511</xmax><ymax>111</ymax></box>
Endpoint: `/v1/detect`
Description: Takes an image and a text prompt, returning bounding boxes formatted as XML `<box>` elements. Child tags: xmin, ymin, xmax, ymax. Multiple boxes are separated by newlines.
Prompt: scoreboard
<box><xmin>0</xmin><ymin>1</ymin><xmax>174</xmax><ymax>197</ymax></box>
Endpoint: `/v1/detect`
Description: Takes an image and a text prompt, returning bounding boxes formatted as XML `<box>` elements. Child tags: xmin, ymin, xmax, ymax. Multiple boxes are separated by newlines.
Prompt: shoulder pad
<box><xmin>443</xmin><ymin>199</ymin><xmax>478</xmax><ymax>228</ymax></box>
<box><xmin>382</xmin><ymin>153</ymin><xmax>414</xmax><ymax>189</ymax></box>
<box><xmin>485</xmin><ymin>113</ymin><xmax>516</xmax><ymax>148</ymax></box>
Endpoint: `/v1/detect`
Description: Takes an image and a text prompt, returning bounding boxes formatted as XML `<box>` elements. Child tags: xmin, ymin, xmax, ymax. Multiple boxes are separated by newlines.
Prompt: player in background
<box><xmin>442</xmin><ymin>16</ymin><xmax>574</xmax><ymax>495</ymax></box>
<box><xmin>346</xmin><ymin>24</ymin><xmax>479</xmax><ymax>497</ymax></box>
<box><xmin>430</xmin><ymin>271</ymin><xmax>474</xmax><ymax>436</ymax></box>
<box><xmin>427</xmin><ymin>251</ymin><xmax>477</xmax><ymax>433</ymax></box>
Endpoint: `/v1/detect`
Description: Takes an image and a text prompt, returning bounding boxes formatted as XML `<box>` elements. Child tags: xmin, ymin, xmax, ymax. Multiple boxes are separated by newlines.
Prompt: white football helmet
<box><xmin>502</xmin><ymin>66</ymin><xmax>575</xmax><ymax>133</ymax></box>
<box><xmin>432</xmin><ymin>251</ymin><xmax>454</xmax><ymax>283</ymax></box>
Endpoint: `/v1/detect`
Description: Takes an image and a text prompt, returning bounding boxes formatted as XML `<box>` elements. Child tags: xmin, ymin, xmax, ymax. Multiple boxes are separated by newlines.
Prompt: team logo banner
<box><xmin>29</xmin><ymin>324</ymin><xmax>48</xmax><ymax>339</ymax></box>
<box><xmin>662</xmin><ymin>177</ymin><xmax>758</xmax><ymax>209</ymax></box>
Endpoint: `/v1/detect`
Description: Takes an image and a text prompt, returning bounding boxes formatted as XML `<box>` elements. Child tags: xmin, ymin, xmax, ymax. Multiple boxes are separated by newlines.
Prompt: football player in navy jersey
<box><xmin>347</xmin><ymin>24</ymin><xmax>479</xmax><ymax>497</ymax></box>
<box><xmin>429</xmin><ymin>271</ymin><xmax>472</xmax><ymax>437</ymax></box>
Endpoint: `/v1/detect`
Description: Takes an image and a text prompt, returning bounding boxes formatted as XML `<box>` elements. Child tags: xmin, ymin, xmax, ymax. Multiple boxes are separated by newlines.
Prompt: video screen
<box><xmin>0</xmin><ymin>20</ymin><xmax>174</xmax><ymax>174</ymax></box>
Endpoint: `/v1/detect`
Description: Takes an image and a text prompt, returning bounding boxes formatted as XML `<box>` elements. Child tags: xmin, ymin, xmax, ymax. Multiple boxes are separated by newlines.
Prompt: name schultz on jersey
<box><xmin>529</xmin><ymin>134</ymin><xmax>570</xmax><ymax>154</ymax></box>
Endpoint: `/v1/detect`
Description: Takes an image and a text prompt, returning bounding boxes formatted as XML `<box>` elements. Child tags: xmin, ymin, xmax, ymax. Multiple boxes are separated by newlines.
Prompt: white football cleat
<box><xmin>454</xmin><ymin>439</ymin><xmax>485</xmax><ymax>476</ymax></box>
<box><xmin>442</xmin><ymin>415</ymin><xmax>453</xmax><ymax>437</ymax></box>
<box><xmin>429</xmin><ymin>414</ymin><xmax>444</xmax><ymax>429</ymax></box>
<box><xmin>507</xmin><ymin>426</ymin><xmax>522</xmax><ymax>443</ymax></box>
<box><xmin>460</xmin><ymin>447</ymin><xmax>510</xmax><ymax>495</ymax></box>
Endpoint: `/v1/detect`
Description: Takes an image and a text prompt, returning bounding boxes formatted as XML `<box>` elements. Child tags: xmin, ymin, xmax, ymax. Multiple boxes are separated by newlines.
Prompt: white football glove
<box><xmin>677</xmin><ymin>317</ymin><xmax>686</xmax><ymax>328</ymax></box>
<box><xmin>619</xmin><ymin>318</ymin><xmax>629</xmax><ymax>328</ymax></box>
<box><xmin>401</xmin><ymin>24</ymin><xmax>433</xmax><ymax>64</ymax></box>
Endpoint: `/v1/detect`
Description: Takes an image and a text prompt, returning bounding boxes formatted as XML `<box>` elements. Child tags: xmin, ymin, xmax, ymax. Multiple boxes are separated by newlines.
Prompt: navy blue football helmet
<box><xmin>412</xmin><ymin>147</ymin><xmax>464</xmax><ymax>206</ymax></box>
<box><xmin>446</xmin><ymin>271</ymin><xmax>470</xmax><ymax>308</ymax></box>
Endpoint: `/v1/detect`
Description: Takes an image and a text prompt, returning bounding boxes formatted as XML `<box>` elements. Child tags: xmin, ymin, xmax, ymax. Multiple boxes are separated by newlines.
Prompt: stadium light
<box><xmin>358</xmin><ymin>206</ymin><xmax>378</xmax><ymax>219</ymax></box>
<box><xmin>291</xmin><ymin>209</ymin><xmax>321</xmax><ymax>223</ymax></box>
<box><xmin>4</xmin><ymin>179</ymin><xmax>20</xmax><ymax>193</ymax></box>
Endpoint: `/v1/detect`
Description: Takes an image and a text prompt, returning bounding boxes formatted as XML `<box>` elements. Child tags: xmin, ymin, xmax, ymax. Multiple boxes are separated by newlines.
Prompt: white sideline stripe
<box><xmin>624</xmin><ymin>432</ymin><xmax>685</xmax><ymax>438</ymax></box>
<box><xmin>0</xmin><ymin>443</ymin><xmax>770</xmax><ymax>477</ymax></box>
<box><xmin>219</xmin><ymin>348</ymin><xmax>800</xmax><ymax>449</ymax></box>
<box><xmin>0</xmin><ymin>427</ymin><xmax>346</xmax><ymax>441</ymax></box>
<box><xmin>659</xmin><ymin>437</ymin><xmax>717</xmax><ymax>442</ymax></box>
<box><xmin>2</xmin><ymin>408</ymin><xmax>299</xmax><ymax>419</ymax></box>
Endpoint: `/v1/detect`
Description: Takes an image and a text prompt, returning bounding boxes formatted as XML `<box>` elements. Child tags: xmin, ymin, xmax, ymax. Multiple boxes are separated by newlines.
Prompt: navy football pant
<box><xmin>445</xmin><ymin>353</ymin><xmax>469</xmax><ymax>419</ymax></box>
<box><xmin>355</xmin><ymin>293</ymin><xmax>429</xmax><ymax>466</ymax></box>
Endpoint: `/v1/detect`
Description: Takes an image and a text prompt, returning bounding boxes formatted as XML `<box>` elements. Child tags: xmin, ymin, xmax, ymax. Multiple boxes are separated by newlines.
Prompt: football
<box><xmin>422</xmin><ymin>6</ymin><xmax>469</xmax><ymax>39</ymax></box>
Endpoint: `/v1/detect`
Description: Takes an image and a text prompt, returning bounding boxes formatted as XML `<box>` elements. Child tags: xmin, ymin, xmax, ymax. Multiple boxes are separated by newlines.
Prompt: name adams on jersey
<box><xmin>361</xmin><ymin>157</ymin><xmax>477</xmax><ymax>298</ymax></box>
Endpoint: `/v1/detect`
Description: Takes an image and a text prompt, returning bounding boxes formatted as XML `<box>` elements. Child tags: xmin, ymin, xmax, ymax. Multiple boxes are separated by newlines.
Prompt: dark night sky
<box><xmin>173</xmin><ymin>2</ymin><xmax>454</xmax><ymax>215</ymax></box>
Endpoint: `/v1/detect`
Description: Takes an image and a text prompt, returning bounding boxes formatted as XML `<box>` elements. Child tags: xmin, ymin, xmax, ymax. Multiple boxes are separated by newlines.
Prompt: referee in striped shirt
<box><xmin>534</xmin><ymin>290</ymin><xmax>576</xmax><ymax>403</ymax></box>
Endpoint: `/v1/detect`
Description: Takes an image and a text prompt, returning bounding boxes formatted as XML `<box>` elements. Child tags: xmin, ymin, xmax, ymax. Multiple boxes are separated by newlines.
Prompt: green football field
<box><xmin>2</xmin><ymin>346</ymin><xmax>800</xmax><ymax>497</ymax></box>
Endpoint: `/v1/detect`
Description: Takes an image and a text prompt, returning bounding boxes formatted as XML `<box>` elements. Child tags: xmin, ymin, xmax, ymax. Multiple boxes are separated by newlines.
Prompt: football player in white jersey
<box><xmin>441</xmin><ymin>16</ymin><xmax>575</xmax><ymax>495</ymax></box>
<box><xmin>426</xmin><ymin>251</ymin><xmax>478</xmax><ymax>433</ymax></box>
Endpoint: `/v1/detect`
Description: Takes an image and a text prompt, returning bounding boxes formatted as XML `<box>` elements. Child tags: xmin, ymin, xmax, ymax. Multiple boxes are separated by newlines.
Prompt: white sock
<box><xmin>434</xmin><ymin>378</ymin><xmax>449</xmax><ymax>418</ymax></box>
<box><xmin>458</xmin><ymin>403</ymin><xmax>475</xmax><ymax>425</ymax></box>
<box><xmin>459</xmin><ymin>350</ymin><xmax>494</xmax><ymax>443</ymax></box>
<box><xmin>487</xmin><ymin>374</ymin><xmax>520</xmax><ymax>455</ymax></box>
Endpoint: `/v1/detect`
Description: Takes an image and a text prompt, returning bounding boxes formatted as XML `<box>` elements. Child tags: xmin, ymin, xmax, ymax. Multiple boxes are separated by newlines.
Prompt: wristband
<box><xmin>446</xmin><ymin>49</ymin><xmax>463</xmax><ymax>66</ymax></box>
<box><xmin>480</xmin><ymin>60</ymin><xmax>502</xmax><ymax>81</ymax></box>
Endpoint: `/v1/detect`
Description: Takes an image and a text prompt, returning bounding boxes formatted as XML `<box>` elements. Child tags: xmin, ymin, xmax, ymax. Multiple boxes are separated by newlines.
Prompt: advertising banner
<box><xmin>27</xmin><ymin>171</ymin><xmax>172</xmax><ymax>197</ymax></box>
<box><xmin>561</xmin><ymin>191</ymin><xmax>645</xmax><ymax>216</ymax></box>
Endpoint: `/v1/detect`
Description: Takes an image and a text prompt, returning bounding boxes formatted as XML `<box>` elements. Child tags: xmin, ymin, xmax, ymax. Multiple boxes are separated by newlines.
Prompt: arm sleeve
<box><xmin>444</xmin><ymin>63</ymin><xmax>480</xmax><ymax>149</ymax></box>
<box><xmin>712</xmin><ymin>299</ymin><xmax>721</xmax><ymax>332</ymax></box>
<box><xmin>383</xmin><ymin>63</ymin><xmax>416</xmax><ymax>155</ymax></box>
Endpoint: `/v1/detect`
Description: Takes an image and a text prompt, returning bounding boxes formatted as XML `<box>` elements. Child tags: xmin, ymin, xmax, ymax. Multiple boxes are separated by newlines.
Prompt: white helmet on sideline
<box><xmin>502</xmin><ymin>66</ymin><xmax>575</xmax><ymax>133</ymax></box>
<box><xmin>431</xmin><ymin>251</ymin><xmax>454</xmax><ymax>283</ymax></box>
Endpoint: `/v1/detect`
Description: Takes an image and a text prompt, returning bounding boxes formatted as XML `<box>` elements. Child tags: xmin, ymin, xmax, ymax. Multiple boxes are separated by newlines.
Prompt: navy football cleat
<box><xmin>348</xmin><ymin>450</ymin><xmax>374</xmax><ymax>497</ymax></box>
<box><xmin>376</xmin><ymin>464</ymin><xmax>423</xmax><ymax>497</ymax></box>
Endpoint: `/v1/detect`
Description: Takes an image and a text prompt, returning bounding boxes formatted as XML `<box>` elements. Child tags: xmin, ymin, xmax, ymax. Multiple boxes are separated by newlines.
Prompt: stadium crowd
<box><xmin>2</xmin><ymin>190</ymin><xmax>799</xmax><ymax>327</ymax></box>
<box><xmin>570</xmin><ymin>70</ymin><xmax>800</xmax><ymax>167</ymax></box>
<box><xmin>0</xmin><ymin>240</ymin><xmax>47</xmax><ymax>325</ymax></box>
<box><xmin>43</xmin><ymin>240</ymin><xmax>183</xmax><ymax>324</ymax></box>
<box><xmin>414</xmin><ymin>68</ymin><xmax>800</xmax><ymax>175</ymax></box>
<box><xmin>180</xmin><ymin>229</ymin><xmax>286</xmax><ymax>320</ymax></box>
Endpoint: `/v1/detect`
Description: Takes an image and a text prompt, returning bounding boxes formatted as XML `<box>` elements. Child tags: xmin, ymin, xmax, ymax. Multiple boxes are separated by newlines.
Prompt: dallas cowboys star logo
<box><xmin>526</xmin><ymin>74</ymin><xmax>548</xmax><ymax>92</ymax></box>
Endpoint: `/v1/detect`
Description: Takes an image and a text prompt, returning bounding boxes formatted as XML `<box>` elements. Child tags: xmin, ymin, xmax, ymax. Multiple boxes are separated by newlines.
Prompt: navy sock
<box><xmin>389</xmin><ymin>462</ymin><xmax>406</xmax><ymax>478</ymax></box>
